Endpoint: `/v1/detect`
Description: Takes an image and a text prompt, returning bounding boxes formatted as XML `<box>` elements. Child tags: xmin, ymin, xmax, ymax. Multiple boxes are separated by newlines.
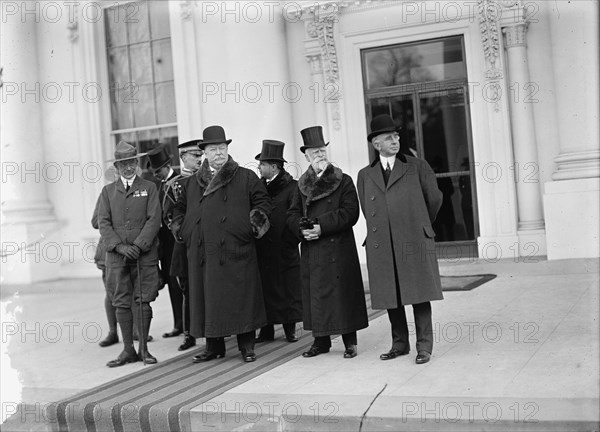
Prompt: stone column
<box><xmin>502</xmin><ymin>23</ymin><xmax>545</xmax><ymax>233</ymax></box>
<box><xmin>1</xmin><ymin>5</ymin><xmax>58</xmax><ymax>283</ymax></box>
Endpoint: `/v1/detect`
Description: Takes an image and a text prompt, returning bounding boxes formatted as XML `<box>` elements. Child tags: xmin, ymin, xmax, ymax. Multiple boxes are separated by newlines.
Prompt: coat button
<box><xmin>371</xmin><ymin>211</ymin><xmax>375</xmax><ymax>217</ymax></box>
<box><xmin>220</xmin><ymin>238</ymin><xmax>225</xmax><ymax>245</ymax></box>
<box><xmin>223</xmin><ymin>196</ymin><xmax>227</xmax><ymax>201</ymax></box>
<box><xmin>331</xmin><ymin>257</ymin><xmax>336</xmax><ymax>262</ymax></box>
<box><xmin>370</xmin><ymin>196</ymin><xmax>375</xmax><ymax>201</ymax></box>
<box><xmin>372</xmin><ymin>227</ymin><xmax>377</xmax><ymax>232</ymax></box>
<box><xmin>374</xmin><ymin>243</ymin><xmax>379</xmax><ymax>248</ymax></box>
<box><xmin>221</xmin><ymin>216</ymin><xmax>226</xmax><ymax>222</ymax></box>
<box><xmin>330</xmin><ymin>238</ymin><xmax>334</xmax><ymax>243</ymax></box>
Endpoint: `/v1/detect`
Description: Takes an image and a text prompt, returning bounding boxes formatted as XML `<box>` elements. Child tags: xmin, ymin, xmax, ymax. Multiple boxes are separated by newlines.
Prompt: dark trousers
<box><xmin>313</xmin><ymin>331</ymin><xmax>357</xmax><ymax>349</ymax></box>
<box><xmin>206</xmin><ymin>331</ymin><xmax>255</xmax><ymax>354</ymax></box>
<box><xmin>388</xmin><ymin>302</ymin><xmax>433</xmax><ymax>354</ymax></box>
<box><xmin>178</xmin><ymin>276</ymin><xmax>191</xmax><ymax>334</ymax></box>
<box><xmin>167</xmin><ymin>275</ymin><xmax>184</xmax><ymax>331</ymax></box>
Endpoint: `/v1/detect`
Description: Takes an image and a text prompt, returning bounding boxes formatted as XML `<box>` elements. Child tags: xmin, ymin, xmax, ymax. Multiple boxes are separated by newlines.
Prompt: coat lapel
<box><xmin>386</xmin><ymin>159</ymin><xmax>410</xmax><ymax>189</ymax></box>
<box><xmin>200</xmin><ymin>156</ymin><xmax>239</xmax><ymax>197</ymax></box>
<box><xmin>366</xmin><ymin>162</ymin><xmax>386</xmax><ymax>192</ymax></box>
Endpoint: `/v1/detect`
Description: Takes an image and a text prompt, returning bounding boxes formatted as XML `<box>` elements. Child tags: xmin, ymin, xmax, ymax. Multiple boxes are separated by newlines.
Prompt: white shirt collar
<box><xmin>266</xmin><ymin>171</ymin><xmax>279</xmax><ymax>184</ymax></box>
<box><xmin>121</xmin><ymin>175</ymin><xmax>136</xmax><ymax>188</ymax></box>
<box><xmin>163</xmin><ymin>168</ymin><xmax>175</xmax><ymax>182</ymax></box>
<box><xmin>379</xmin><ymin>155</ymin><xmax>395</xmax><ymax>170</ymax></box>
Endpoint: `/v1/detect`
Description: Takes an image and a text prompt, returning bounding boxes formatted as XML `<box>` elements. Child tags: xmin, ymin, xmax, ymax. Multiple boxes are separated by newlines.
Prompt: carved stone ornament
<box><xmin>67</xmin><ymin>3</ymin><xmax>78</xmax><ymax>42</ymax></box>
<box><xmin>502</xmin><ymin>23</ymin><xmax>528</xmax><ymax>48</ymax></box>
<box><xmin>180</xmin><ymin>1</ymin><xmax>195</xmax><ymax>21</ymax></box>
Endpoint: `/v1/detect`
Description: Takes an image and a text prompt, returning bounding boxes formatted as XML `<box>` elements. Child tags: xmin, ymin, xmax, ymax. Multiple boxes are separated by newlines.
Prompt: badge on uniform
<box><xmin>133</xmin><ymin>189</ymin><xmax>148</xmax><ymax>197</ymax></box>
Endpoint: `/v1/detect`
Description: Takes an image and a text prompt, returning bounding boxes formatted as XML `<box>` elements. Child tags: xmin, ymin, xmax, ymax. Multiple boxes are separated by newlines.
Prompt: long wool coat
<box><xmin>173</xmin><ymin>157</ymin><xmax>271</xmax><ymax>338</ymax></box>
<box><xmin>287</xmin><ymin>164</ymin><xmax>369</xmax><ymax>337</ymax></box>
<box><xmin>256</xmin><ymin>170</ymin><xmax>302</xmax><ymax>325</ymax></box>
<box><xmin>356</xmin><ymin>154</ymin><xmax>444</xmax><ymax>308</ymax></box>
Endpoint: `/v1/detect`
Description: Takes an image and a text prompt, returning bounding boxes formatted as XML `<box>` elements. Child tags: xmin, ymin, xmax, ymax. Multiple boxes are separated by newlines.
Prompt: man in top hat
<box><xmin>254</xmin><ymin>140</ymin><xmax>302</xmax><ymax>344</ymax></box>
<box><xmin>172</xmin><ymin>126</ymin><xmax>271</xmax><ymax>363</ymax></box>
<box><xmin>98</xmin><ymin>141</ymin><xmax>161</xmax><ymax>367</ymax></box>
<box><xmin>357</xmin><ymin>114</ymin><xmax>443</xmax><ymax>364</ymax></box>
<box><xmin>147</xmin><ymin>144</ymin><xmax>186</xmax><ymax>342</ymax></box>
<box><xmin>160</xmin><ymin>139</ymin><xmax>204</xmax><ymax>351</ymax></box>
<box><xmin>287</xmin><ymin>126</ymin><xmax>369</xmax><ymax>359</ymax></box>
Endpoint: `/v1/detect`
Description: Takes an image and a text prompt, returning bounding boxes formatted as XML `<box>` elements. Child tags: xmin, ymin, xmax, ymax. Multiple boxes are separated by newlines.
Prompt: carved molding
<box><xmin>502</xmin><ymin>23</ymin><xmax>528</xmax><ymax>48</ymax></box>
<box><xmin>67</xmin><ymin>3</ymin><xmax>78</xmax><ymax>42</ymax></box>
<box><xmin>180</xmin><ymin>0</ymin><xmax>195</xmax><ymax>21</ymax></box>
<box><xmin>306</xmin><ymin>55</ymin><xmax>323</xmax><ymax>75</ymax></box>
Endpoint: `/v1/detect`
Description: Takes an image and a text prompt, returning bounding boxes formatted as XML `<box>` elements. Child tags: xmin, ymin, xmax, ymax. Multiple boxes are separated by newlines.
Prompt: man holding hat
<box><xmin>287</xmin><ymin>126</ymin><xmax>368</xmax><ymax>359</ymax></box>
<box><xmin>254</xmin><ymin>140</ymin><xmax>302</xmax><ymax>344</ymax></box>
<box><xmin>98</xmin><ymin>141</ymin><xmax>161</xmax><ymax>367</ymax></box>
<box><xmin>172</xmin><ymin>126</ymin><xmax>271</xmax><ymax>363</ymax></box>
<box><xmin>357</xmin><ymin>114</ymin><xmax>443</xmax><ymax>365</ymax></box>
<box><xmin>147</xmin><ymin>144</ymin><xmax>186</xmax><ymax>343</ymax></box>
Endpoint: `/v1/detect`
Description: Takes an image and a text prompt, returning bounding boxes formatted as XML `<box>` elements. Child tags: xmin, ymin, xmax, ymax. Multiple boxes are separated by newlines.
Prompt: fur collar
<box><xmin>298</xmin><ymin>163</ymin><xmax>343</xmax><ymax>205</ymax></box>
<box><xmin>195</xmin><ymin>156</ymin><xmax>239</xmax><ymax>196</ymax></box>
<box><xmin>264</xmin><ymin>170</ymin><xmax>294</xmax><ymax>196</ymax></box>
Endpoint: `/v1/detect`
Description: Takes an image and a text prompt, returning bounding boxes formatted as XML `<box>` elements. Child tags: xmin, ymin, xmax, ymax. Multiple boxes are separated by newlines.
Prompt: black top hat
<box><xmin>255</xmin><ymin>140</ymin><xmax>287</xmax><ymax>162</ymax></box>
<box><xmin>147</xmin><ymin>144</ymin><xmax>172</xmax><ymax>170</ymax></box>
<box><xmin>178</xmin><ymin>139</ymin><xmax>203</xmax><ymax>152</ymax></box>
<box><xmin>199</xmin><ymin>125</ymin><xmax>232</xmax><ymax>149</ymax></box>
<box><xmin>367</xmin><ymin>114</ymin><xmax>402</xmax><ymax>142</ymax></box>
<box><xmin>299</xmin><ymin>126</ymin><xmax>329</xmax><ymax>154</ymax></box>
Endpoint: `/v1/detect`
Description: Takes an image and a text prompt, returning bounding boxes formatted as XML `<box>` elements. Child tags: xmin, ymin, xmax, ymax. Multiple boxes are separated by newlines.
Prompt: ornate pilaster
<box><xmin>478</xmin><ymin>0</ymin><xmax>504</xmax><ymax>112</ymax></box>
<box><xmin>500</xmin><ymin>3</ymin><xmax>545</xmax><ymax>236</ymax></box>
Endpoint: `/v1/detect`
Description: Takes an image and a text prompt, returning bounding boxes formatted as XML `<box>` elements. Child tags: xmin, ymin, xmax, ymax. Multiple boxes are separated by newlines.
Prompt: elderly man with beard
<box><xmin>287</xmin><ymin>126</ymin><xmax>369</xmax><ymax>359</ymax></box>
<box><xmin>254</xmin><ymin>140</ymin><xmax>302</xmax><ymax>344</ymax></box>
<box><xmin>98</xmin><ymin>141</ymin><xmax>161</xmax><ymax>367</ymax></box>
<box><xmin>172</xmin><ymin>126</ymin><xmax>271</xmax><ymax>363</ymax></box>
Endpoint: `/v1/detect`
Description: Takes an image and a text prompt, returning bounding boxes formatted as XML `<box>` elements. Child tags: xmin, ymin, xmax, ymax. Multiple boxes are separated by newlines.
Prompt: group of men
<box><xmin>94</xmin><ymin>114</ymin><xmax>444</xmax><ymax>368</ymax></box>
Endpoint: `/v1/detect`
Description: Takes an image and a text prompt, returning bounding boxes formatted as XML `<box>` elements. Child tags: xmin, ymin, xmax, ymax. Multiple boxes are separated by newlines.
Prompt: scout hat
<box><xmin>111</xmin><ymin>141</ymin><xmax>146</xmax><ymax>162</ymax></box>
<box><xmin>147</xmin><ymin>144</ymin><xmax>172</xmax><ymax>170</ymax></box>
<box><xmin>199</xmin><ymin>125</ymin><xmax>232</xmax><ymax>149</ymax></box>
<box><xmin>367</xmin><ymin>114</ymin><xmax>401</xmax><ymax>142</ymax></box>
<box><xmin>299</xmin><ymin>126</ymin><xmax>329</xmax><ymax>154</ymax></box>
<box><xmin>255</xmin><ymin>140</ymin><xmax>287</xmax><ymax>162</ymax></box>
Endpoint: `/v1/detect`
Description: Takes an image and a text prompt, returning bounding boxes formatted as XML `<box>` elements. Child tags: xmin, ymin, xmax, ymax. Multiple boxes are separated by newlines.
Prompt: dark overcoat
<box><xmin>356</xmin><ymin>154</ymin><xmax>444</xmax><ymax>308</ymax></box>
<box><xmin>157</xmin><ymin>169</ymin><xmax>180</xmax><ymax>279</ymax></box>
<box><xmin>256</xmin><ymin>170</ymin><xmax>302</xmax><ymax>324</ymax></box>
<box><xmin>166</xmin><ymin>174</ymin><xmax>191</xmax><ymax>278</ymax></box>
<box><xmin>287</xmin><ymin>164</ymin><xmax>369</xmax><ymax>337</ymax></box>
<box><xmin>173</xmin><ymin>157</ymin><xmax>271</xmax><ymax>338</ymax></box>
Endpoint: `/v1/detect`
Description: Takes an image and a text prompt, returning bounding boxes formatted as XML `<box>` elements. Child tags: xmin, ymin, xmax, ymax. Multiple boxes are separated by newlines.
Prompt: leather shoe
<box><xmin>106</xmin><ymin>350</ymin><xmax>138</xmax><ymax>368</ymax></box>
<box><xmin>162</xmin><ymin>329</ymin><xmax>183</xmax><ymax>338</ymax></box>
<box><xmin>138</xmin><ymin>351</ymin><xmax>157</xmax><ymax>364</ymax></box>
<box><xmin>192</xmin><ymin>350</ymin><xmax>225</xmax><ymax>363</ymax></box>
<box><xmin>284</xmin><ymin>332</ymin><xmax>298</xmax><ymax>343</ymax></box>
<box><xmin>99</xmin><ymin>332</ymin><xmax>119</xmax><ymax>347</ymax></box>
<box><xmin>380</xmin><ymin>348</ymin><xmax>410</xmax><ymax>360</ymax></box>
<box><xmin>343</xmin><ymin>345</ymin><xmax>357</xmax><ymax>358</ymax></box>
<box><xmin>133</xmin><ymin>334</ymin><xmax>153</xmax><ymax>342</ymax></box>
<box><xmin>242</xmin><ymin>350</ymin><xmax>256</xmax><ymax>362</ymax></box>
<box><xmin>415</xmin><ymin>351</ymin><xmax>431</xmax><ymax>364</ymax></box>
<box><xmin>302</xmin><ymin>346</ymin><xmax>330</xmax><ymax>358</ymax></box>
<box><xmin>178</xmin><ymin>335</ymin><xmax>196</xmax><ymax>351</ymax></box>
<box><xmin>254</xmin><ymin>334</ymin><xmax>274</xmax><ymax>343</ymax></box>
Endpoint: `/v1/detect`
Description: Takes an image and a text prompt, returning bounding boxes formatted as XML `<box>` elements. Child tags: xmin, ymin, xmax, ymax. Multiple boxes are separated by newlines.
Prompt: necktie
<box><xmin>383</xmin><ymin>162</ymin><xmax>391</xmax><ymax>186</ymax></box>
<box><xmin>125</xmin><ymin>182</ymin><xmax>130</xmax><ymax>192</ymax></box>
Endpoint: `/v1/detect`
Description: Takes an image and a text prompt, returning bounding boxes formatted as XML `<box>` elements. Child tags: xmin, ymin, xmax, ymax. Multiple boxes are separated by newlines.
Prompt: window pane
<box><xmin>107</xmin><ymin>47</ymin><xmax>130</xmax><ymax>89</ymax></box>
<box><xmin>152</xmin><ymin>39</ymin><xmax>174</xmax><ymax>83</ymax></box>
<box><xmin>364</xmin><ymin>37</ymin><xmax>466</xmax><ymax>89</ymax></box>
<box><xmin>111</xmin><ymin>88</ymin><xmax>134</xmax><ymax>130</ymax></box>
<box><xmin>130</xmin><ymin>42</ymin><xmax>153</xmax><ymax>85</ymax></box>
<box><xmin>132</xmin><ymin>84</ymin><xmax>157</xmax><ymax>127</ymax></box>
<box><xmin>105</xmin><ymin>7</ymin><xmax>127</xmax><ymax>47</ymax></box>
<box><xmin>155</xmin><ymin>82</ymin><xmax>176</xmax><ymax>124</ymax></box>
<box><xmin>127</xmin><ymin>1</ymin><xmax>150</xmax><ymax>44</ymax></box>
<box><xmin>150</xmin><ymin>0</ymin><xmax>171</xmax><ymax>40</ymax></box>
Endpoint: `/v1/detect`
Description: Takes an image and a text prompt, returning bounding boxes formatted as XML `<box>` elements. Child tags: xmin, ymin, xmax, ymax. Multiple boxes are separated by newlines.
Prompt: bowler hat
<box><xmin>255</xmin><ymin>140</ymin><xmax>287</xmax><ymax>162</ymax></box>
<box><xmin>147</xmin><ymin>144</ymin><xmax>172</xmax><ymax>170</ymax></box>
<box><xmin>199</xmin><ymin>125</ymin><xmax>232</xmax><ymax>149</ymax></box>
<box><xmin>367</xmin><ymin>114</ymin><xmax>401</xmax><ymax>142</ymax></box>
<box><xmin>178</xmin><ymin>139</ymin><xmax>203</xmax><ymax>152</ymax></box>
<box><xmin>299</xmin><ymin>126</ymin><xmax>329</xmax><ymax>154</ymax></box>
<box><xmin>112</xmin><ymin>141</ymin><xmax>146</xmax><ymax>162</ymax></box>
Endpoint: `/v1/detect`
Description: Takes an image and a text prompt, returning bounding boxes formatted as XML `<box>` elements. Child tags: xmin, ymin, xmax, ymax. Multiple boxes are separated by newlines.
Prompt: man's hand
<box><xmin>115</xmin><ymin>244</ymin><xmax>140</xmax><ymax>260</ymax></box>
<box><xmin>302</xmin><ymin>224</ymin><xmax>321</xmax><ymax>241</ymax></box>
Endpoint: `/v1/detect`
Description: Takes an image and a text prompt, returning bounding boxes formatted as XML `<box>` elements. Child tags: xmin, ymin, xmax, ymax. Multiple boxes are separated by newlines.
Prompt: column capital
<box><xmin>502</xmin><ymin>23</ymin><xmax>528</xmax><ymax>49</ymax></box>
<box><xmin>305</xmin><ymin>55</ymin><xmax>323</xmax><ymax>75</ymax></box>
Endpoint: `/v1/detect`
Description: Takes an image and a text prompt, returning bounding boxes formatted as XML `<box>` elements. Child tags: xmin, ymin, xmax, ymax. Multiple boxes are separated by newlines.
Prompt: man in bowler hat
<box><xmin>287</xmin><ymin>126</ymin><xmax>369</xmax><ymax>359</ymax></box>
<box><xmin>98</xmin><ymin>141</ymin><xmax>161</xmax><ymax>367</ymax></box>
<box><xmin>254</xmin><ymin>140</ymin><xmax>302</xmax><ymax>344</ymax></box>
<box><xmin>172</xmin><ymin>126</ymin><xmax>271</xmax><ymax>362</ymax></box>
<box><xmin>357</xmin><ymin>114</ymin><xmax>443</xmax><ymax>364</ymax></box>
<box><xmin>147</xmin><ymin>144</ymin><xmax>187</xmax><ymax>344</ymax></box>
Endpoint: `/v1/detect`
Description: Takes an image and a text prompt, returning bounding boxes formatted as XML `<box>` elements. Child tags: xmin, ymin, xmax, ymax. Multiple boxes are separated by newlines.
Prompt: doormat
<box><xmin>441</xmin><ymin>274</ymin><xmax>497</xmax><ymax>291</ymax></box>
